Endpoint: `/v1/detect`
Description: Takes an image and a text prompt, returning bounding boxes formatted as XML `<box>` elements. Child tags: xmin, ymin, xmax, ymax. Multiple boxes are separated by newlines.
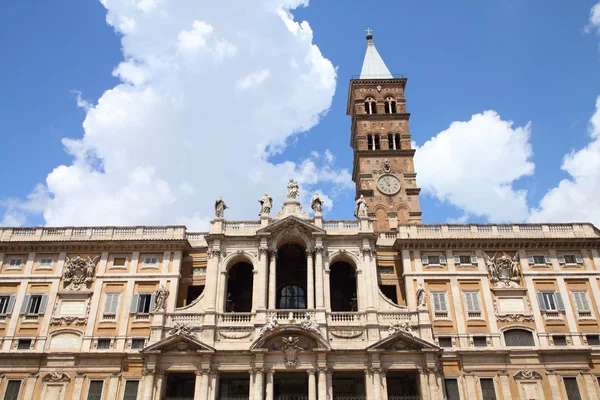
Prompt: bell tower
<box><xmin>347</xmin><ymin>30</ymin><xmax>422</xmax><ymax>230</ymax></box>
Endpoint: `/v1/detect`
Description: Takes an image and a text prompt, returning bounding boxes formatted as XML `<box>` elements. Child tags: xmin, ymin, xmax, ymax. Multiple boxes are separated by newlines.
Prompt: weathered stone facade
<box><xmin>0</xmin><ymin>35</ymin><xmax>599</xmax><ymax>400</ymax></box>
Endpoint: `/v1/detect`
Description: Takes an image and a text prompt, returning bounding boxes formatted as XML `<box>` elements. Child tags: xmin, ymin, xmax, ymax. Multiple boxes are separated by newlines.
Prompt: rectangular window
<box><xmin>553</xmin><ymin>335</ymin><xmax>567</xmax><ymax>346</ymax></box>
<box><xmin>3</xmin><ymin>380</ymin><xmax>22</xmax><ymax>400</ymax></box>
<box><xmin>444</xmin><ymin>379</ymin><xmax>460</xmax><ymax>400</ymax></box>
<box><xmin>480</xmin><ymin>378</ymin><xmax>497</xmax><ymax>400</ymax></box>
<box><xmin>6</xmin><ymin>258</ymin><xmax>24</xmax><ymax>269</ymax></box>
<box><xmin>378</xmin><ymin>267</ymin><xmax>394</xmax><ymax>275</ymax></box>
<box><xmin>531</xmin><ymin>255</ymin><xmax>547</xmax><ymax>265</ymax></box>
<box><xmin>558</xmin><ymin>254</ymin><xmax>583</xmax><ymax>265</ymax></box>
<box><xmin>586</xmin><ymin>335</ymin><xmax>600</xmax><ymax>346</ymax></box>
<box><xmin>103</xmin><ymin>293</ymin><xmax>121</xmax><ymax>317</ymax></box>
<box><xmin>537</xmin><ymin>291</ymin><xmax>564</xmax><ymax>312</ymax></box>
<box><xmin>423</xmin><ymin>255</ymin><xmax>445</xmax><ymax>265</ymax></box>
<box><xmin>571</xmin><ymin>291</ymin><xmax>591</xmax><ymax>317</ymax></box>
<box><xmin>38</xmin><ymin>257</ymin><xmax>54</xmax><ymax>268</ymax></box>
<box><xmin>123</xmin><ymin>380</ymin><xmax>140</xmax><ymax>400</ymax></box>
<box><xmin>563</xmin><ymin>377</ymin><xmax>582</xmax><ymax>400</ymax></box>
<box><xmin>142</xmin><ymin>256</ymin><xmax>159</xmax><ymax>266</ymax></box>
<box><xmin>130</xmin><ymin>293</ymin><xmax>154</xmax><ymax>314</ymax></box>
<box><xmin>432</xmin><ymin>292</ymin><xmax>448</xmax><ymax>318</ymax></box>
<box><xmin>438</xmin><ymin>337</ymin><xmax>453</xmax><ymax>348</ymax></box>
<box><xmin>97</xmin><ymin>339</ymin><xmax>111</xmax><ymax>349</ymax></box>
<box><xmin>17</xmin><ymin>339</ymin><xmax>31</xmax><ymax>350</ymax></box>
<box><xmin>113</xmin><ymin>257</ymin><xmax>127</xmax><ymax>267</ymax></box>
<box><xmin>131</xmin><ymin>338</ymin><xmax>145</xmax><ymax>349</ymax></box>
<box><xmin>0</xmin><ymin>295</ymin><xmax>15</xmax><ymax>315</ymax></box>
<box><xmin>22</xmin><ymin>294</ymin><xmax>48</xmax><ymax>315</ymax></box>
<box><xmin>473</xmin><ymin>336</ymin><xmax>487</xmax><ymax>347</ymax></box>
<box><xmin>87</xmin><ymin>380</ymin><xmax>104</xmax><ymax>400</ymax></box>
<box><xmin>464</xmin><ymin>291</ymin><xmax>481</xmax><ymax>318</ymax></box>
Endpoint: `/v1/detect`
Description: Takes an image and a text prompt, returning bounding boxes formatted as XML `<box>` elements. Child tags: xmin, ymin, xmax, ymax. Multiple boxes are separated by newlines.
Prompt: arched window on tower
<box><xmin>364</xmin><ymin>97</ymin><xmax>377</xmax><ymax>114</ymax></box>
<box><xmin>384</xmin><ymin>97</ymin><xmax>397</xmax><ymax>114</ymax></box>
<box><xmin>367</xmin><ymin>135</ymin><xmax>380</xmax><ymax>151</ymax></box>
<box><xmin>387</xmin><ymin>134</ymin><xmax>401</xmax><ymax>150</ymax></box>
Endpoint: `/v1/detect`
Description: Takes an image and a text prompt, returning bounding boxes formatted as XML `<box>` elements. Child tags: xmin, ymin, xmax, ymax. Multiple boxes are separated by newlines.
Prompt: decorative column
<box><xmin>463</xmin><ymin>374</ymin><xmax>478</xmax><ymax>400</ymax></box>
<box><xmin>22</xmin><ymin>373</ymin><xmax>38</xmax><ymax>400</ymax></box>
<box><xmin>371</xmin><ymin>368</ymin><xmax>382</xmax><ymax>400</ymax></box>
<box><xmin>107</xmin><ymin>373</ymin><xmax>122</xmax><ymax>399</ymax></box>
<box><xmin>259</xmin><ymin>247</ymin><xmax>269</xmax><ymax>309</ymax></box>
<box><xmin>142</xmin><ymin>369</ymin><xmax>156</xmax><ymax>400</ymax></box>
<box><xmin>417</xmin><ymin>369</ymin><xmax>430</xmax><ymax>400</ymax></box>
<box><xmin>209</xmin><ymin>369</ymin><xmax>219</xmax><ymax>400</ymax></box>
<box><xmin>545</xmin><ymin>370</ymin><xmax>562</xmax><ymax>400</ymax></box>
<box><xmin>308</xmin><ymin>369</ymin><xmax>317</xmax><ymax>400</ymax></box>
<box><xmin>498</xmin><ymin>370</ymin><xmax>511</xmax><ymax>400</ymax></box>
<box><xmin>195</xmin><ymin>370</ymin><xmax>208</xmax><ymax>400</ymax></box>
<box><xmin>307</xmin><ymin>250</ymin><xmax>315</xmax><ymax>309</ymax></box>
<box><xmin>249</xmin><ymin>370</ymin><xmax>255</xmax><ymax>400</ymax></box>
<box><xmin>268</xmin><ymin>251</ymin><xmax>277</xmax><ymax>309</ymax></box>
<box><xmin>314</xmin><ymin>247</ymin><xmax>324</xmax><ymax>309</ymax></box>
<box><xmin>323</xmin><ymin>258</ymin><xmax>331</xmax><ymax>311</ymax></box>
<box><xmin>381</xmin><ymin>369</ymin><xmax>388</xmax><ymax>400</ymax></box>
<box><xmin>254</xmin><ymin>368</ymin><xmax>264</xmax><ymax>400</ymax></box>
<box><xmin>71</xmin><ymin>372</ymin><xmax>86</xmax><ymax>400</ymax></box>
<box><xmin>583</xmin><ymin>372</ymin><xmax>599</xmax><ymax>399</ymax></box>
<box><xmin>205</xmin><ymin>247</ymin><xmax>221</xmax><ymax>310</ymax></box>
<box><xmin>317</xmin><ymin>368</ymin><xmax>327</xmax><ymax>400</ymax></box>
<box><xmin>265</xmin><ymin>370</ymin><xmax>274</xmax><ymax>400</ymax></box>
<box><xmin>326</xmin><ymin>369</ymin><xmax>333</xmax><ymax>400</ymax></box>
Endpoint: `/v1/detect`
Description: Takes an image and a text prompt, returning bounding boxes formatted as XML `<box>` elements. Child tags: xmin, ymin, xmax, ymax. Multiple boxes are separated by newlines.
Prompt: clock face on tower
<box><xmin>376</xmin><ymin>175</ymin><xmax>401</xmax><ymax>195</ymax></box>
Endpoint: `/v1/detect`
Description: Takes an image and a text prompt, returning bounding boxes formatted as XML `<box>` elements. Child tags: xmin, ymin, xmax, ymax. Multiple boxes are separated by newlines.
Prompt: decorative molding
<box><xmin>42</xmin><ymin>372</ymin><xmax>70</xmax><ymax>383</ymax></box>
<box><xmin>495</xmin><ymin>313</ymin><xmax>534</xmax><ymax>322</ymax></box>
<box><xmin>169</xmin><ymin>322</ymin><xmax>197</xmax><ymax>338</ymax></box>
<box><xmin>63</xmin><ymin>255</ymin><xmax>99</xmax><ymax>291</ymax></box>
<box><xmin>300</xmin><ymin>319</ymin><xmax>321</xmax><ymax>335</ymax></box>
<box><xmin>329</xmin><ymin>329</ymin><xmax>364</xmax><ymax>339</ymax></box>
<box><xmin>218</xmin><ymin>330</ymin><xmax>254</xmax><ymax>340</ymax></box>
<box><xmin>257</xmin><ymin>318</ymin><xmax>279</xmax><ymax>340</ymax></box>
<box><xmin>50</xmin><ymin>316</ymin><xmax>88</xmax><ymax>326</ymax></box>
<box><xmin>514</xmin><ymin>370</ymin><xmax>543</xmax><ymax>380</ymax></box>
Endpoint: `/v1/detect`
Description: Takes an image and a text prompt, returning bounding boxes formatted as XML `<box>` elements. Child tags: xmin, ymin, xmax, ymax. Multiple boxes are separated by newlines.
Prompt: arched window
<box><xmin>367</xmin><ymin>135</ymin><xmax>380</xmax><ymax>151</ymax></box>
<box><xmin>384</xmin><ymin>97</ymin><xmax>397</xmax><ymax>114</ymax></box>
<box><xmin>387</xmin><ymin>134</ymin><xmax>401</xmax><ymax>150</ymax></box>
<box><xmin>278</xmin><ymin>285</ymin><xmax>306</xmax><ymax>309</ymax></box>
<box><xmin>364</xmin><ymin>97</ymin><xmax>377</xmax><ymax>114</ymax></box>
<box><xmin>225</xmin><ymin>262</ymin><xmax>253</xmax><ymax>312</ymax></box>
<box><xmin>504</xmin><ymin>329</ymin><xmax>535</xmax><ymax>346</ymax></box>
<box><xmin>329</xmin><ymin>262</ymin><xmax>357</xmax><ymax>311</ymax></box>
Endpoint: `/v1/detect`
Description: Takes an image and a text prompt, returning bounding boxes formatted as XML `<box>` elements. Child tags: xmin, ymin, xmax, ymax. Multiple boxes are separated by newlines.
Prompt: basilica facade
<box><xmin>0</xmin><ymin>34</ymin><xmax>599</xmax><ymax>400</ymax></box>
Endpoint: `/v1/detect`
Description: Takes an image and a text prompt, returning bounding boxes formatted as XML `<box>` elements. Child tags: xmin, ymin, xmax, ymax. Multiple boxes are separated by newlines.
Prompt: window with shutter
<box><xmin>432</xmin><ymin>291</ymin><xmax>448</xmax><ymax>318</ymax></box>
<box><xmin>464</xmin><ymin>291</ymin><xmax>481</xmax><ymax>318</ymax></box>
<box><xmin>428</xmin><ymin>255</ymin><xmax>440</xmax><ymax>265</ymax></box>
<box><xmin>27</xmin><ymin>295</ymin><xmax>42</xmax><ymax>314</ymax></box>
<box><xmin>104</xmin><ymin>293</ymin><xmax>120</xmax><ymax>317</ymax></box>
<box><xmin>444</xmin><ymin>379</ymin><xmax>460</xmax><ymax>400</ymax></box>
<box><xmin>480</xmin><ymin>378</ymin><xmax>497</xmax><ymax>400</ymax></box>
<box><xmin>571</xmin><ymin>291</ymin><xmax>591</xmax><ymax>317</ymax></box>
<box><xmin>137</xmin><ymin>294</ymin><xmax>152</xmax><ymax>314</ymax></box>
<box><xmin>87</xmin><ymin>380</ymin><xmax>104</xmax><ymax>400</ymax></box>
<box><xmin>3</xmin><ymin>380</ymin><xmax>22</xmax><ymax>400</ymax></box>
<box><xmin>0</xmin><ymin>296</ymin><xmax>10</xmax><ymax>314</ymax></box>
<box><xmin>504</xmin><ymin>329</ymin><xmax>535</xmax><ymax>346</ymax></box>
<box><xmin>421</xmin><ymin>255</ymin><xmax>429</xmax><ymax>265</ymax></box>
<box><xmin>538</xmin><ymin>291</ymin><xmax>563</xmax><ymax>312</ymax></box>
<box><xmin>123</xmin><ymin>380</ymin><xmax>140</xmax><ymax>400</ymax></box>
<box><xmin>563</xmin><ymin>377</ymin><xmax>582</xmax><ymax>400</ymax></box>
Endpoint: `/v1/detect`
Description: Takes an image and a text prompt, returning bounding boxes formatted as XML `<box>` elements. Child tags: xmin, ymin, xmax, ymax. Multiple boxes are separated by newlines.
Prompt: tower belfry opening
<box><xmin>348</xmin><ymin>30</ymin><xmax>423</xmax><ymax>230</ymax></box>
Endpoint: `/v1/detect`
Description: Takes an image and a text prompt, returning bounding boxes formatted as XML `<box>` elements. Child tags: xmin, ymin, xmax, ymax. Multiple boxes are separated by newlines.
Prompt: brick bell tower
<box><xmin>347</xmin><ymin>30</ymin><xmax>422</xmax><ymax>231</ymax></box>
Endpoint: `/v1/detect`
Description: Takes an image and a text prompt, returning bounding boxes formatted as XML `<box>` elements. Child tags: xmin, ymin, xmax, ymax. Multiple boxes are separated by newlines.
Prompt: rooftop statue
<box><xmin>354</xmin><ymin>194</ymin><xmax>368</xmax><ymax>219</ymax></box>
<box><xmin>311</xmin><ymin>192</ymin><xmax>323</xmax><ymax>214</ymax></box>
<box><xmin>259</xmin><ymin>192</ymin><xmax>273</xmax><ymax>216</ymax></box>
<box><xmin>214</xmin><ymin>196</ymin><xmax>228</xmax><ymax>219</ymax></box>
<box><xmin>287</xmin><ymin>179</ymin><xmax>300</xmax><ymax>200</ymax></box>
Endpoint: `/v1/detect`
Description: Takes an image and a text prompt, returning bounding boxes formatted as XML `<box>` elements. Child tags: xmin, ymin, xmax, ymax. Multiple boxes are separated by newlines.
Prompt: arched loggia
<box><xmin>225</xmin><ymin>262</ymin><xmax>253</xmax><ymax>312</ymax></box>
<box><xmin>276</xmin><ymin>243</ymin><xmax>307</xmax><ymax>309</ymax></box>
<box><xmin>329</xmin><ymin>261</ymin><xmax>358</xmax><ymax>311</ymax></box>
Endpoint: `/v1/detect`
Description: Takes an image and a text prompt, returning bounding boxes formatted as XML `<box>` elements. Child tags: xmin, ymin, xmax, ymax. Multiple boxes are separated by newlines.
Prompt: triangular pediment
<box><xmin>367</xmin><ymin>330</ymin><xmax>439</xmax><ymax>351</ymax></box>
<box><xmin>257</xmin><ymin>216</ymin><xmax>325</xmax><ymax>235</ymax></box>
<box><xmin>141</xmin><ymin>334</ymin><xmax>215</xmax><ymax>354</ymax></box>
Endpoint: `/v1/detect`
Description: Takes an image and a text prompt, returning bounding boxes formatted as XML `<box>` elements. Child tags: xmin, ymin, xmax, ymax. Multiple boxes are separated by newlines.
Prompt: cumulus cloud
<box><xmin>584</xmin><ymin>2</ymin><xmax>600</xmax><ymax>33</ymax></box>
<box><xmin>2</xmin><ymin>0</ymin><xmax>349</xmax><ymax>229</ymax></box>
<box><xmin>415</xmin><ymin>110</ymin><xmax>535</xmax><ymax>222</ymax></box>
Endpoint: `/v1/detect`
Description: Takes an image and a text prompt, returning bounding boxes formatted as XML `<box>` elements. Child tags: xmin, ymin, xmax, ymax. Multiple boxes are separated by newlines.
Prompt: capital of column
<box><xmin>252</xmin><ymin>367</ymin><xmax>265</xmax><ymax>375</ymax></box>
<box><xmin>317</xmin><ymin>367</ymin><xmax>330</xmax><ymax>375</ymax></box>
<box><xmin>306</xmin><ymin>250</ymin><xmax>315</xmax><ymax>258</ymax></box>
<box><xmin>314</xmin><ymin>247</ymin><xmax>323</xmax><ymax>254</ymax></box>
<box><xmin>195</xmin><ymin>369</ymin><xmax>209</xmax><ymax>376</ymax></box>
<box><xmin>306</xmin><ymin>368</ymin><xmax>316</xmax><ymax>376</ymax></box>
<box><xmin>269</xmin><ymin>250</ymin><xmax>278</xmax><ymax>259</ymax></box>
<box><xmin>142</xmin><ymin>368</ymin><xmax>156</xmax><ymax>376</ymax></box>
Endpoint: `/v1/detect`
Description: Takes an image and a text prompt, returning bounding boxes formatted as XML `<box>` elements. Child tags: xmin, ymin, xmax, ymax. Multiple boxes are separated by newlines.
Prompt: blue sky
<box><xmin>1</xmin><ymin>0</ymin><xmax>600</xmax><ymax>228</ymax></box>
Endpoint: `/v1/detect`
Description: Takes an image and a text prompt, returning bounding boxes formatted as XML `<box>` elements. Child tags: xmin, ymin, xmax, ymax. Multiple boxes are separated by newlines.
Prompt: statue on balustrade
<box><xmin>215</xmin><ymin>196</ymin><xmax>228</xmax><ymax>218</ymax></box>
<box><xmin>259</xmin><ymin>192</ymin><xmax>273</xmax><ymax>216</ymax></box>
<box><xmin>354</xmin><ymin>195</ymin><xmax>368</xmax><ymax>219</ymax></box>
<box><xmin>154</xmin><ymin>285</ymin><xmax>170</xmax><ymax>312</ymax></box>
<box><xmin>311</xmin><ymin>192</ymin><xmax>323</xmax><ymax>214</ymax></box>
<box><xmin>287</xmin><ymin>179</ymin><xmax>300</xmax><ymax>200</ymax></box>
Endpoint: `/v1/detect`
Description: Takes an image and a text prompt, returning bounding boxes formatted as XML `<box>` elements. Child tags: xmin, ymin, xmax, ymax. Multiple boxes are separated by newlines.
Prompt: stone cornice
<box><xmin>391</xmin><ymin>238</ymin><xmax>600</xmax><ymax>250</ymax></box>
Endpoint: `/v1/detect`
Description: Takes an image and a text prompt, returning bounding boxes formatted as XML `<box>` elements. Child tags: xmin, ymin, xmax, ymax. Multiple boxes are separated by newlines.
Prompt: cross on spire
<box><xmin>365</xmin><ymin>28</ymin><xmax>373</xmax><ymax>42</ymax></box>
<box><xmin>365</xmin><ymin>28</ymin><xmax>372</xmax><ymax>35</ymax></box>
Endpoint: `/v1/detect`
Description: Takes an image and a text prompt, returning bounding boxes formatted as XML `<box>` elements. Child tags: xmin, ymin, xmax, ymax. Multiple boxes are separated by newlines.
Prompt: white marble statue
<box><xmin>354</xmin><ymin>195</ymin><xmax>368</xmax><ymax>218</ymax></box>
<box><xmin>259</xmin><ymin>192</ymin><xmax>273</xmax><ymax>215</ymax></box>
<box><xmin>287</xmin><ymin>179</ymin><xmax>300</xmax><ymax>200</ymax></box>
<box><xmin>215</xmin><ymin>197</ymin><xmax>228</xmax><ymax>218</ymax></box>
<box><xmin>311</xmin><ymin>192</ymin><xmax>323</xmax><ymax>214</ymax></box>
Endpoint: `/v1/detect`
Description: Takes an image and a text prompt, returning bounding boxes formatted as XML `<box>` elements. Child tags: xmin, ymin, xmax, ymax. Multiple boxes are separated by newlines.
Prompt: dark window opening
<box><xmin>226</xmin><ymin>262</ymin><xmax>254</xmax><ymax>312</ymax></box>
<box><xmin>137</xmin><ymin>294</ymin><xmax>152</xmax><ymax>314</ymax></box>
<box><xmin>364</xmin><ymin>99</ymin><xmax>377</xmax><ymax>114</ymax></box>
<box><xmin>274</xmin><ymin>372</ymin><xmax>308</xmax><ymax>398</ymax></box>
<box><xmin>586</xmin><ymin>335</ymin><xmax>600</xmax><ymax>346</ymax></box>
<box><xmin>186</xmin><ymin>285</ymin><xmax>204</xmax><ymax>306</ymax></box>
<box><xmin>380</xmin><ymin>285</ymin><xmax>398</xmax><ymax>305</ymax></box>
<box><xmin>387</xmin><ymin>371</ymin><xmax>419</xmax><ymax>398</ymax></box>
<box><xmin>329</xmin><ymin>262</ymin><xmax>357</xmax><ymax>311</ymax></box>
<box><xmin>480</xmin><ymin>378</ymin><xmax>497</xmax><ymax>400</ymax></box>
<box><xmin>123</xmin><ymin>381</ymin><xmax>139</xmax><ymax>400</ymax></box>
<box><xmin>553</xmin><ymin>335</ymin><xmax>567</xmax><ymax>346</ymax></box>
<box><xmin>384</xmin><ymin>99</ymin><xmax>397</xmax><ymax>114</ymax></box>
<box><xmin>438</xmin><ymin>337</ymin><xmax>453</xmax><ymax>348</ymax></box>
<box><xmin>3</xmin><ymin>381</ymin><xmax>22</xmax><ymax>400</ymax></box>
<box><xmin>165</xmin><ymin>373</ymin><xmax>196</xmax><ymax>398</ymax></box>
<box><xmin>219</xmin><ymin>373</ymin><xmax>250</xmax><ymax>399</ymax></box>
<box><xmin>17</xmin><ymin>339</ymin><xmax>31</xmax><ymax>350</ymax></box>
<box><xmin>394</xmin><ymin>134</ymin><xmax>401</xmax><ymax>150</ymax></box>
<box><xmin>564</xmin><ymin>255</ymin><xmax>577</xmax><ymax>264</ymax></box>
<box><xmin>444</xmin><ymin>379</ymin><xmax>460</xmax><ymax>400</ymax></box>
<box><xmin>27</xmin><ymin>295</ymin><xmax>42</xmax><ymax>314</ymax></box>
<box><xmin>87</xmin><ymin>380</ymin><xmax>104</xmax><ymax>400</ymax></box>
<box><xmin>374</xmin><ymin>135</ymin><xmax>380</xmax><ymax>150</ymax></box>
<box><xmin>504</xmin><ymin>329</ymin><xmax>535</xmax><ymax>346</ymax></box>
<box><xmin>563</xmin><ymin>377</ymin><xmax>582</xmax><ymax>400</ymax></box>
<box><xmin>276</xmin><ymin>243</ymin><xmax>307</xmax><ymax>309</ymax></box>
<box><xmin>97</xmin><ymin>339</ymin><xmax>111</xmax><ymax>349</ymax></box>
<box><xmin>473</xmin><ymin>336</ymin><xmax>487</xmax><ymax>347</ymax></box>
<box><xmin>131</xmin><ymin>339</ymin><xmax>145</xmax><ymax>349</ymax></box>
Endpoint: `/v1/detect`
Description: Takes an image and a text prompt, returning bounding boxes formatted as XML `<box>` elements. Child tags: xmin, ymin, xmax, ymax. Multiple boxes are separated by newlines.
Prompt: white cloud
<box><xmin>415</xmin><ymin>110</ymin><xmax>535</xmax><ymax>221</ymax></box>
<box><xmin>584</xmin><ymin>2</ymin><xmax>600</xmax><ymax>33</ymax></box>
<box><xmin>4</xmin><ymin>0</ymin><xmax>347</xmax><ymax>229</ymax></box>
<box><xmin>529</xmin><ymin>97</ymin><xmax>600</xmax><ymax>224</ymax></box>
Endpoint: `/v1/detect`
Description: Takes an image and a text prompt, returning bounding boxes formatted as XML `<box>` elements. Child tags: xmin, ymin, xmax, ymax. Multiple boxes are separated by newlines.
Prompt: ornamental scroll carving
<box><xmin>169</xmin><ymin>322</ymin><xmax>196</xmax><ymax>338</ymax></box>
<box><xmin>514</xmin><ymin>370</ymin><xmax>543</xmax><ymax>380</ymax></box>
<box><xmin>42</xmin><ymin>372</ymin><xmax>70</xmax><ymax>382</ymax></box>
<box><xmin>63</xmin><ymin>256</ymin><xmax>99</xmax><ymax>291</ymax></box>
<box><xmin>484</xmin><ymin>252</ymin><xmax>521</xmax><ymax>288</ymax></box>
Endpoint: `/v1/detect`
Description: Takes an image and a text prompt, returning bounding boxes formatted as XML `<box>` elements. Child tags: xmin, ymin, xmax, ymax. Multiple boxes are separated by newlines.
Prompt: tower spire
<box><xmin>359</xmin><ymin>29</ymin><xmax>392</xmax><ymax>79</ymax></box>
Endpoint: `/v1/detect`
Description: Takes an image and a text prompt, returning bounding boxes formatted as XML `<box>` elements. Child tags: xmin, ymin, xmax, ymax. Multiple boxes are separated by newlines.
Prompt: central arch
<box><xmin>276</xmin><ymin>243</ymin><xmax>307</xmax><ymax>309</ymax></box>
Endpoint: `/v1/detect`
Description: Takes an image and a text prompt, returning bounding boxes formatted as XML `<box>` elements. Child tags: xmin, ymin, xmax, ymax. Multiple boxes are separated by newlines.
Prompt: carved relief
<box><xmin>514</xmin><ymin>370</ymin><xmax>543</xmax><ymax>380</ymax></box>
<box><xmin>42</xmin><ymin>372</ymin><xmax>70</xmax><ymax>382</ymax></box>
<box><xmin>484</xmin><ymin>252</ymin><xmax>521</xmax><ymax>288</ymax></box>
<box><xmin>169</xmin><ymin>322</ymin><xmax>197</xmax><ymax>338</ymax></box>
<box><xmin>63</xmin><ymin>256</ymin><xmax>99</xmax><ymax>291</ymax></box>
<box><xmin>257</xmin><ymin>318</ymin><xmax>279</xmax><ymax>340</ymax></box>
<box><xmin>50</xmin><ymin>316</ymin><xmax>87</xmax><ymax>326</ymax></box>
<box><xmin>388</xmin><ymin>321</ymin><xmax>412</xmax><ymax>336</ymax></box>
<box><xmin>282</xmin><ymin>336</ymin><xmax>302</xmax><ymax>367</ymax></box>
<box><xmin>300</xmin><ymin>319</ymin><xmax>320</xmax><ymax>335</ymax></box>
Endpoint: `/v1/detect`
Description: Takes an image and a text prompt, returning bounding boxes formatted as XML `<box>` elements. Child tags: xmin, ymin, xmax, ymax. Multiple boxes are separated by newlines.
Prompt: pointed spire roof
<box><xmin>360</xmin><ymin>29</ymin><xmax>393</xmax><ymax>79</ymax></box>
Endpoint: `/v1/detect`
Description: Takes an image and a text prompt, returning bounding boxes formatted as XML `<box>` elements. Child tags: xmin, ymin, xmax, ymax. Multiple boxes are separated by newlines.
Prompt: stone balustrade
<box><xmin>377</xmin><ymin>223</ymin><xmax>599</xmax><ymax>245</ymax></box>
<box><xmin>166</xmin><ymin>313</ymin><xmax>204</xmax><ymax>326</ymax></box>
<box><xmin>0</xmin><ymin>226</ymin><xmax>187</xmax><ymax>242</ymax></box>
